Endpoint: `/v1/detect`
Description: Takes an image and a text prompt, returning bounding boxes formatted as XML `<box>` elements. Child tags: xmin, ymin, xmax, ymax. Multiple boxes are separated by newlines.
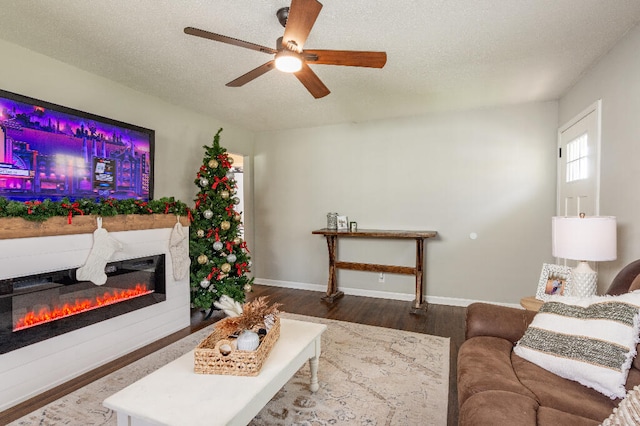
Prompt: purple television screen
<box><xmin>0</xmin><ymin>89</ymin><xmax>154</xmax><ymax>202</ymax></box>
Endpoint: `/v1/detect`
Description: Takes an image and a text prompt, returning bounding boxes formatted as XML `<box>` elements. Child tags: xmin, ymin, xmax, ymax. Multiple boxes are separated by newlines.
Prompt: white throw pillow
<box><xmin>514</xmin><ymin>291</ymin><xmax>640</xmax><ymax>399</ymax></box>
<box><xmin>601</xmin><ymin>385</ymin><xmax>640</xmax><ymax>425</ymax></box>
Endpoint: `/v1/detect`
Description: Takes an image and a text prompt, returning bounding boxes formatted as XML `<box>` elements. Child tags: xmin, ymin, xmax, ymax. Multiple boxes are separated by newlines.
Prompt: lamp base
<box><xmin>569</xmin><ymin>261</ymin><xmax>597</xmax><ymax>297</ymax></box>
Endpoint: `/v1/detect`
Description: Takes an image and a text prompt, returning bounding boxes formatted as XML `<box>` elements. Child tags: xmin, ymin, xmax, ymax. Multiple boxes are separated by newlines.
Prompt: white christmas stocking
<box><xmin>76</xmin><ymin>217</ymin><xmax>123</xmax><ymax>285</ymax></box>
<box><xmin>169</xmin><ymin>220</ymin><xmax>190</xmax><ymax>280</ymax></box>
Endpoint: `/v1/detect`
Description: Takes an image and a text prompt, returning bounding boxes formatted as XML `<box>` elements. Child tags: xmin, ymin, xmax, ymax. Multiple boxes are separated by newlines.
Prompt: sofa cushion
<box><xmin>458</xmin><ymin>390</ymin><xmax>538</xmax><ymax>426</ymax></box>
<box><xmin>457</xmin><ymin>336</ymin><xmax>537</xmax><ymax>406</ymax></box>
<box><xmin>536</xmin><ymin>407</ymin><xmax>600</xmax><ymax>426</ymax></box>
<box><xmin>514</xmin><ymin>291</ymin><xmax>640</xmax><ymax>399</ymax></box>
<box><xmin>512</xmin><ymin>351</ymin><xmax>617</xmax><ymax>421</ymax></box>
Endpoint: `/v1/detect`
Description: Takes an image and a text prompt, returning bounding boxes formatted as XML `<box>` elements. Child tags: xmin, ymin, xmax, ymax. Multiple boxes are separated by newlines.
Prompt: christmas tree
<box><xmin>189</xmin><ymin>129</ymin><xmax>252</xmax><ymax>311</ymax></box>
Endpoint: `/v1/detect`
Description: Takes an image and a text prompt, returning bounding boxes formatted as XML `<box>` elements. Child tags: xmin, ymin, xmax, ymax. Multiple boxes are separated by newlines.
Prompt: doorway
<box><xmin>557</xmin><ymin>100</ymin><xmax>602</xmax><ymax>216</ymax></box>
<box><xmin>228</xmin><ymin>152</ymin><xmax>246</xmax><ymax>237</ymax></box>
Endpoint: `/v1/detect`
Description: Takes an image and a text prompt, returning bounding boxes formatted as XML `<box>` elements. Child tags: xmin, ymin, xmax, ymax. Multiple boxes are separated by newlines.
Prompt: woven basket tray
<box><xmin>194</xmin><ymin>316</ymin><xmax>280</xmax><ymax>376</ymax></box>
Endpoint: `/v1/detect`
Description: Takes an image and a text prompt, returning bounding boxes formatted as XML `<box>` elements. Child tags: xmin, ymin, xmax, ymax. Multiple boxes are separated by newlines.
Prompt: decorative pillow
<box><xmin>514</xmin><ymin>291</ymin><xmax>640</xmax><ymax>399</ymax></box>
<box><xmin>602</xmin><ymin>385</ymin><xmax>640</xmax><ymax>425</ymax></box>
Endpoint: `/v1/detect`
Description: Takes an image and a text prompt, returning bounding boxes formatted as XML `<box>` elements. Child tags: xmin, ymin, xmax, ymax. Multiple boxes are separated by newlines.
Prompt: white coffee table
<box><xmin>103</xmin><ymin>318</ymin><xmax>327</xmax><ymax>426</ymax></box>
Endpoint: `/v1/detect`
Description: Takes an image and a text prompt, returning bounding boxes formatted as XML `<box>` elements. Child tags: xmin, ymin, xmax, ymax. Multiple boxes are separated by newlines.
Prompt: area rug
<box><xmin>9</xmin><ymin>313</ymin><xmax>449</xmax><ymax>426</ymax></box>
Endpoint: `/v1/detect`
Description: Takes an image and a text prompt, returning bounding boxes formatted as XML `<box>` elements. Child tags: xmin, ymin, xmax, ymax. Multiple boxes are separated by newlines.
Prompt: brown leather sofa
<box><xmin>457</xmin><ymin>260</ymin><xmax>640</xmax><ymax>425</ymax></box>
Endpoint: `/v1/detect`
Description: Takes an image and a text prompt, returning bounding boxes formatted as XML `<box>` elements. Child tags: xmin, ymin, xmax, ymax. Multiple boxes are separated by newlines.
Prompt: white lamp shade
<box><xmin>552</xmin><ymin>216</ymin><xmax>617</xmax><ymax>261</ymax></box>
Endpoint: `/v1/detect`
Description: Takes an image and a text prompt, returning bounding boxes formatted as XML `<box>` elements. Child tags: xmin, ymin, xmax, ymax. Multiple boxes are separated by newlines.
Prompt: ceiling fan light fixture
<box><xmin>275</xmin><ymin>50</ymin><xmax>302</xmax><ymax>73</ymax></box>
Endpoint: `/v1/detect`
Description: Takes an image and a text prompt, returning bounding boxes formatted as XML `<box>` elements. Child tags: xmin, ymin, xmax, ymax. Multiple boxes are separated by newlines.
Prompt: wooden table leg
<box><xmin>410</xmin><ymin>238</ymin><xmax>428</xmax><ymax>315</ymax></box>
<box><xmin>321</xmin><ymin>235</ymin><xmax>344</xmax><ymax>303</ymax></box>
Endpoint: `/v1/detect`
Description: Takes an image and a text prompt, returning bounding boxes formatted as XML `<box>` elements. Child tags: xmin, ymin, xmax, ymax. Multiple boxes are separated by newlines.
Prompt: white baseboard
<box><xmin>253</xmin><ymin>278</ymin><xmax>521</xmax><ymax>309</ymax></box>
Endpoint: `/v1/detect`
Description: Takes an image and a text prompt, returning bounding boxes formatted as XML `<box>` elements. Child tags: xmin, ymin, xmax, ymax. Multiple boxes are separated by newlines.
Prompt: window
<box><xmin>566</xmin><ymin>133</ymin><xmax>588</xmax><ymax>182</ymax></box>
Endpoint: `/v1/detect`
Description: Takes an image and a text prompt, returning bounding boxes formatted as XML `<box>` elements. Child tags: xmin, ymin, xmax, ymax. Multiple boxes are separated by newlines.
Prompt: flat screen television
<box><xmin>0</xmin><ymin>89</ymin><xmax>154</xmax><ymax>202</ymax></box>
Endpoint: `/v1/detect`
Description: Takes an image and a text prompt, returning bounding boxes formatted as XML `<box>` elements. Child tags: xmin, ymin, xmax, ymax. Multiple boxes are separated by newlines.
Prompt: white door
<box><xmin>557</xmin><ymin>100</ymin><xmax>602</xmax><ymax>217</ymax></box>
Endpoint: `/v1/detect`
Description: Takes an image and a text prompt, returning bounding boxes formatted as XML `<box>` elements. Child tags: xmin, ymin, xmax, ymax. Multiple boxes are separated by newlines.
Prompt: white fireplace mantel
<box><xmin>0</xmin><ymin>226</ymin><xmax>190</xmax><ymax>412</ymax></box>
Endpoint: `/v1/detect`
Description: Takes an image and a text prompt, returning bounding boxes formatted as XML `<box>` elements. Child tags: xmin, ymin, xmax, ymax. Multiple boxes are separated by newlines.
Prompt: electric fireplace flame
<box><xmin>14</xmin><ymin>283</ymin><xmax>153</xmax><ymax>331</ymax></box>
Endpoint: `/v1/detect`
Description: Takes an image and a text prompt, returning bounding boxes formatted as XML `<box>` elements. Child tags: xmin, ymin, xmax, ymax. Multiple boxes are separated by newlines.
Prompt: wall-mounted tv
<box><xmin>0</xmin><ymin>89</ymin><xmax>154</xmax><ymax>202</ymax></box>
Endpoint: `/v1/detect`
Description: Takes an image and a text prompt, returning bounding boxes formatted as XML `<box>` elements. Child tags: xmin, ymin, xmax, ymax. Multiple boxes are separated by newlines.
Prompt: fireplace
<box><xmin>0</xmin><ymin>227</ymin><xmax>190</xmax><ymax>412</ymax></box>
<box><xmin>1</xmin><ymin>255</ymin><xmax>166</xmax><ymax>355</ymax></box>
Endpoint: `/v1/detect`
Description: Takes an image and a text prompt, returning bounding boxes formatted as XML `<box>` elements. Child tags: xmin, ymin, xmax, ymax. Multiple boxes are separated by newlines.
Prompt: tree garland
<box><xmin>0</xmin><ymin>196</ymin><xmax>190</xmax><ymax>222</ymax></box>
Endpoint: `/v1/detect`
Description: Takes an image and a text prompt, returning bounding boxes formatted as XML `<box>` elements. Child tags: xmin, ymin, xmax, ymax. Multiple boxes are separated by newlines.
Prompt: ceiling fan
<box><xmin>184</xmin><ymin>0</ymin><xmax>387</xmax><ymax>99</ymax></box>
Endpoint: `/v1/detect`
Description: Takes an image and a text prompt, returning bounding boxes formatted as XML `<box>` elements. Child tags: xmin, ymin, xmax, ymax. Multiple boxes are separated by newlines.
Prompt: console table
<box><xmin>312</xmin><ymin>228</ymin><xmax>437</xmax><ymax>313</ymax></box>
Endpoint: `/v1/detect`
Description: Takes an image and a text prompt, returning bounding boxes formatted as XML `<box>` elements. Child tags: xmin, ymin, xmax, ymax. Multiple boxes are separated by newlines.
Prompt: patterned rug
<box><xmin>9</xmin><ymin>313</ymin><xmax>449</xmax><ymax>426</ymax></box>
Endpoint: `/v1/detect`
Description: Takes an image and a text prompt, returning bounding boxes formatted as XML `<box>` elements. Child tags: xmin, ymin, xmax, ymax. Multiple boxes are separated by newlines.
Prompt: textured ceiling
<box><xmin>1</xmin><ymin>1</ymin><xmax>640</xmax><ymax>132</ymax></box>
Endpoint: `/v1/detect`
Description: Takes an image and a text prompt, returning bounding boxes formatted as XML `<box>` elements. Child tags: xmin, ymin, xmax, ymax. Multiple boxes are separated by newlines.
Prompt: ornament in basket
<box><xmin>194</xmin><ymin>297</ymin><xmax>282</xmax><ymax>376</ymax></box>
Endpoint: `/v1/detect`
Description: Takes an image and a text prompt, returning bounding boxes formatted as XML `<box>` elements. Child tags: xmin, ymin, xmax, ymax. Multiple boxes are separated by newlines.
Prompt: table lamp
<box><xmin>551</xmin><ymin>214</ymin><xmax>617</xmax><ymax>297</ymax></box>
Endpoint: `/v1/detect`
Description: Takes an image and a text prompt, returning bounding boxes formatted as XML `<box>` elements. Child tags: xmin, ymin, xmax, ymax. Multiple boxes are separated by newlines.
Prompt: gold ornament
<box><xmin>208</xmin><ymin>159</ymin><xmax>218</xmax><ymax>168</ymax></box>
<box><xmin>220</xmin><ymin>220</ymin><xmax>231</xmax><ymax>230</ymax></box>
<box><xmin>197</xmin><ymin>254</ymin><xmax>208</xmax><ymax>265</ymax></box>
<box><xmin>233</xmin><ymin>213</ymin><xmax>241</xmax><ymax>221</ymax></box>
<box><xmin>227</xmin><ymin>156</ymin><xmax>234</xmax><ymax>165</ymax></box>
<box><xmin>221</xmin><ymin>263</ymin><xmax>231</xmax><ymax>273</ymax></box>
<box><xmin>220</xmin><ymin>190</ymin><xmax>230</xmax><ymax>199</ymax></box>
<box><xmin>233</xmin><ymin>237</ymin><xmax>242</xmax><ymax>245</ymax></box>
<box><xmin>244</xmin><ymin>284</ymin><xmax>252</xmax><ymax>292</ymax></box>
<box><xmin>196</xmin><ymin>229</ymin><xmax>205</xmax><ymax>238</ymax></box>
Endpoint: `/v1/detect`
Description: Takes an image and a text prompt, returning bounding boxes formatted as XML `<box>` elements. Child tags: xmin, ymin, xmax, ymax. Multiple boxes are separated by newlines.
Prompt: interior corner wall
<box><xmin>0</xmin><ymin>38</ymin><xmax>255</xmax><ymax>205</ymax></box>
<box><xmin>253</xmin><ymin>102</ymin><xmax>559</xmax><ymax>304</ymax></box>
<box><xmin>559</xmin><ymin>23</ymin><xmax>640</xmax><ymax>291</ymax></box>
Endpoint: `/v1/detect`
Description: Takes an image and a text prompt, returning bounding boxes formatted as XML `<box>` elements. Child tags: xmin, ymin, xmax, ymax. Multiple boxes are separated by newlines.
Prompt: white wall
<box><xmin>253</xmin><ymin>102</ymin><xmax>559</xmax><ymax>304</ymax></box>
<box><xmin>0</xmin><ymin>38</ymin><xmax>254</xmax><ymax>206</ymax></box>
<box><xmin>0</xmin><ymin>37</ymin><xmax>569</xmax><ymax>306</ymax></box>
<box><xmin>559</xmin><ymin>23</ymin><xmax>640</xmax><ymax>291</ymax></box>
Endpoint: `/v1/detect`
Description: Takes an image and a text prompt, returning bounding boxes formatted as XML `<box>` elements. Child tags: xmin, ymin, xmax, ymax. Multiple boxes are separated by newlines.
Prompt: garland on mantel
<box><xmin>0</xmin><ymin>196</ymin><xmax>190</xmax><ymax>223</ymax></box>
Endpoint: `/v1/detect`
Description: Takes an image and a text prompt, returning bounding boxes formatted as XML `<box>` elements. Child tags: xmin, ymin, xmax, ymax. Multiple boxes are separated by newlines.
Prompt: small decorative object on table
<box><xmin>535</xmin><ymin>263</ymin><xmax>572</xmax><ymax>302</ymax></box>
<box><xmin>349</xmin><ymin>221</ymin><xmax>357</xmax><ymax>232</ymax></box>
<box><xmin>194</xmin><ymin>297</ymin><xmax>282</xmax><ymax>376</ymax></box>
<box><xmin>336</xmin><ymin>215</ymin><xmax>349</xmax><ymax>231</ymax></box>
<box><xmin>327</xmin><ymin>212</ymin><xmax>338</xmax><ymax>230</ymax></box>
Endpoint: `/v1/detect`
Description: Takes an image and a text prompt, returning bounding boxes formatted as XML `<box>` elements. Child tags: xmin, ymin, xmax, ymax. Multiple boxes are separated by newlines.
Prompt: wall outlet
<box><xmin>378</xmin><ymin>273</ymin><xmax>385</xmax><ymax>283</ymax></box>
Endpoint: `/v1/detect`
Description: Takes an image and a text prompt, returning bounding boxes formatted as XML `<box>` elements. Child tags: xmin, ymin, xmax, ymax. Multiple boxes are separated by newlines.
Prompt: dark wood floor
<box><xmin>1</xmin><ymin>285</ymin><xmax>466</xmax><ymax>426</ymax></box>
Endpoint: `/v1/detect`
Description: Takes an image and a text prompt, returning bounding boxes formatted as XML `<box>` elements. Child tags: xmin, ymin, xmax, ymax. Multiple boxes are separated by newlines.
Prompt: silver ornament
<box><xmin>232</xmin><ymin>197</ymin><xmax>240</xmax><ymax>204</ymax></box>
<box><xmin>200</xmin><ymin>279</ymin><xmax>210</xmax><ymax>288</ymax></box>
<box><xmin>203</xmin><ymin>209</ymin><xmax>213</xmax><ymax>219</ymax></box>
<box><xmin>226</xmin><ymin>171</ymin><xmax>235</xmax><ymax>180</ymax></box>
<box><xmin>227</xmin><ymin>253</ymin><xmax>237</xmax><ymax>263</ymax></box>
<box><xmin>213</xmin><ymin>241</ymin><xmax>224</xmax><ymax>251</ymax></box>
<box><xmin>244</xmin><ymin>283</ymin><xmax>252</xmax><ymax>292</ymax></box>
<box><xmin>199</xmin><ymin>177</ymin><xmax>209</xmax><ymax>187</ymax></box>
<box><xmin>264</xmin><ymin>314</ymin><xmax>275</xmax><ymax>330</ymax></box>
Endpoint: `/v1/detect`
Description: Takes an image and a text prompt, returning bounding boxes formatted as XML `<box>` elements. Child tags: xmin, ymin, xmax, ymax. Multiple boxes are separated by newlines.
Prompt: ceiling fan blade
<box><xmin>282</xmin><ymin>0</ymin><xmax>323</xmax><ymax>51</ymax></box>
<box><xmin>294</xmin><ymin>62</ymin><xmax>330</xmax><ymax>98</ymax></box>
<box><xmin>184</xmin><ymin>27</ymin><xmax>277</xmax><ymax>54</ymax></box>
<box><xmin>226</xmin><ymin>61</ymin><xmax>276</xmax><ymax>87</ymax></box>
<box><xmin>304</xmin><ymin>50</ymin><xmax>387</xmax><ymax>68</ymax></box>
